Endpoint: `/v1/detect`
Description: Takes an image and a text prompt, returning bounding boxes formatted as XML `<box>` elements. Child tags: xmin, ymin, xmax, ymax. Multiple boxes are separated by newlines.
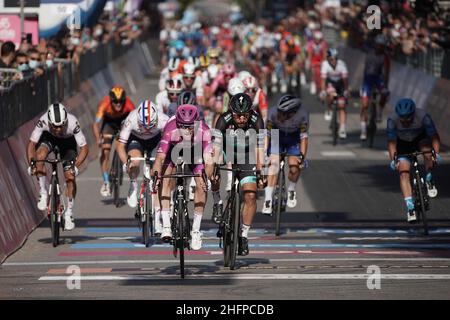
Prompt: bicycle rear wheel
<box><xmin>229</xmin><ymin>191</ymin><xmax>240</xmax><ymax>270</ymax></box>
<box><xmin>275</xmin><ymin>169</ymin><xmax>285</xmax><ymax>236</ymax></box>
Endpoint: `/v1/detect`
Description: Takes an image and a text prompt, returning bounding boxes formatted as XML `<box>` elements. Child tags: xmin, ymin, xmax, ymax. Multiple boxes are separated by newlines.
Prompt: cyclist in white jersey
<box><xmin>27</xmin><ymin>103</ymin><xmax>89</xmax><ymax>231</ymax></box>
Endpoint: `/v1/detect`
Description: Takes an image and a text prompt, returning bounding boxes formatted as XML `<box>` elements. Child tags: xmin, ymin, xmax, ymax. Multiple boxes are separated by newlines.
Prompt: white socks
<box><xmin>162</xmin><ymin>209</ymin><xmax>171</xmax><ymax>228</ymax></box>
<box><xmin>192</xmin><ymin>212</ymin><xmax>202</xmax><ymax>232</ymax></box>
<box><xmin>66</xmin><ymin>197</ymin><xmax>74</xmax><ymax>216</ymax></box>
<box><xmin>265</xmin><ymin>186</ymin><xmax>274</xmax><ymax>201</ymax></box>
<box><xmin>39</xmin><ymin>176</ymin><xmax>47</xmax><ymax>194</ymax></box>
<box><xmin>241</xmin><ymin>224</ymin><xmax>251</xmax><ymax>238</ymax></box>
<box><xmin>288</xmin><ymin>181</ymin><xmax>296</xmax><ymax>192</ymax></box>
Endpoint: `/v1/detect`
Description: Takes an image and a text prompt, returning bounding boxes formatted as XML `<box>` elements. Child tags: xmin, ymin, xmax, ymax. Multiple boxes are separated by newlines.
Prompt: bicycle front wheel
<box><xmin>177</xmin><ymin>199</ymin><xmax>186</xmax><ymax>279</ymax></box>
<box><xmin>142</xmin><ymin>184</ymin><xmax>151</xmax><ymax>247</ymax></box>
<box><xmin>112</xmin><ymin>152</ymin><xmax>120</xmax><ymax>207</ymax></box>
<box><xmin>415</xmin><ymin>174</ymin><xmax>429</xmax><ymax>236</ymax></box>
<box><xmin>275</xmin><ymin>169</ymin><xmax>285</xmax><ymax>236</ymax></box>
<box><xmin>230</xmin><ymin>190</ymin><xmax>240</xmax><ymax>270</ymax></box>
<box><xmin>331</xmin><ymin>104</ymin><xmax>338</xmax><ymax>146</ymax></box>
<box><xmin>49</xmin><ymin>182</ymin><xmax>60</xmax><ymax>247</ymax></box>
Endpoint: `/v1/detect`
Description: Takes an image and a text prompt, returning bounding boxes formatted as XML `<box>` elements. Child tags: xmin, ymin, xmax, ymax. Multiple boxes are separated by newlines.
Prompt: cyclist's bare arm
<box><xmin>387</xmin><ymin>140</ymin><xmax>397</xmax><ymax>160</ymax></box>
<box><xmin>75</xmin><ymin>144</ymin><xmax>89</xmax><ymax>168</ymax></box>
<box><xmin>300</xmin><ymin>137</ymin><xmax>308</xmax><ymax>159</ymax></box>
<box><xmin>151</xmin><ymin>152</ymin><xmax>166</xmax><ymax>178</ymax></box>
<box><xmin>117</xmin><ymin>141</ymin><xmax>128</xmax><ymax>165</ymax></box>
<box><xmin>27</xmin><ymin>140</ymin><xmax>37</xmax><ymax>165</ymax></box>
<box><xmin>431</xmin><ymin>133</ymin><xmax>441</xmax><ymax>155</ymax></box>
<box><xmin>92</xmin><ymin>121</ymin><xmax>102</xmax><ymax>145</ymax></box>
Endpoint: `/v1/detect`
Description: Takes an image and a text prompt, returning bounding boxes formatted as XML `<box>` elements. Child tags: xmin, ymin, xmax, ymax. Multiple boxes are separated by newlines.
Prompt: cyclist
<box><xmin>93</xmin><ymin>86</ymin><xmax>135</xmax><ymax>197</ymax></box>
<box><xmin>159</xmin><ymin>57</ymin><xmax>181</xmax><ymax>92</ymax></box>
<box><xmin>117</xmin><ymin>100</ymin><xmax>169</xmax><ymax>234</ymax></box>
<box><xmin>151</xmin><ymin>104</ymin><xmax>214</xmax><ymax>250</ymax></box>
<box><xmin>156</xmin><ymin>75</ymin><xmax>183</xmax><ymax>114</ymax></box>
<box><xmin>167</xmin><ymin>90</ymin><xmax>198</xmax><ymax>118</ymax></box>
<box><xmin>262</xmin><ymin>95</ymin><xmax>309</xmax><ymax>214</ymax></box>
<box><xmin>242</xmin><ymin>75</ymin><xmax>268</xmax><ymax>123</ymax></box>
<box><xmin>211</xmin><ymin>93</ymin><xmax>266</xmax><ymax>256</ymax></box>
<box><xmin>307</xmin><ymin>30</ymin><xmax>328</xmax><ymax>95</ymax></box>
<box><xmin>280</xmin><ymin>35</ymin><xmax>301</xmax><ymax>93</ymax></box>
<box><xmin>360</xmin><ymin>34</ymin><xmax>390</xmax><ymax>140</ymax></box>
<box><xmin>320</xmin><ymin>48</ymin><xmax>349</xmax><ymax>138</ymax></box>
<box><xmin>27</xmin><ymin>103</ymin><xmax>89</xmax><ymax>230</ymax></box>
<box><xmin>387</xmin><ymin>98</ymin><xmax>441</xmax><ymax>223</ymax></box>
<box><xmin>181</xmin><ymin>62</ymin><xmax>205</xmax><ymax>106</ymax></box>
<box><xmin>210</xmin><ymin>63</ymin><xmax>236</xmax><ymax>126</ymax></box>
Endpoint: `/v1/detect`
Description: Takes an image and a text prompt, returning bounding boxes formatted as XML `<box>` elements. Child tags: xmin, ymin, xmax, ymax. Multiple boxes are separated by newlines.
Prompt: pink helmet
<box><xmin>176</xmin><ymin>104</ymin><xmax>199</xmax><ymax>127</ymax></box>
<box><xmin>242</xmin><ymin>75</ymin><xmax>258</xmax><ymax>89</ymax></box>
<box><xmin>222</xmin><ymin>63</ymin><xmax>236</xmax><ymax>76</ymax></box>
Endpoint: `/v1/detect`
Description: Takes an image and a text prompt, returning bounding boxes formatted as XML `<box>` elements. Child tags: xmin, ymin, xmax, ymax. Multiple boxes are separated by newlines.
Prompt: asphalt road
<box><xmin>1</xmin><ymin>71</ymin><xmax>450</xmax><ymax>301</ymax></box>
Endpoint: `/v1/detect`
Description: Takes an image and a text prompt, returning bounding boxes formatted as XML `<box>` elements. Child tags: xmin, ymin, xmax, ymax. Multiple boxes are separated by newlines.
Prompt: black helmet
<box><xmin>229</xmin><ymin>93</ymin><xmax>253</xmax><ymax>115</ymax></box>
<box><xmin>177</xmin><ymin>90</ymin><xmax>197</xmax><ymax>106</ymax></box>
<box><xmin>277</xmin><ymin>94</ymin><xmax>302</xmax><ymax>113</ymax></box>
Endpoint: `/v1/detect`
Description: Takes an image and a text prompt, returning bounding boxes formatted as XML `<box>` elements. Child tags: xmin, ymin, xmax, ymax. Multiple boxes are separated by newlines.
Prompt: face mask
<box><xmin>95</xmin><ymin>28</ymin><xmax>103</xmax><ymax>37</ymax></box>
<box><xmin>132</xmin><ymin>25</ymin><xmax>139</xmax><ymax>31</ymax></box>
<box><xmin>46</xmin><ymin>60</ymin><xmax>54</xmax><ymax>68</ymax></box>
<box><xmin>29</xmin><ymin>60</ymin><xmax>39</xmax><ymax>69</ymax></box>
<box><xmin>18</xmin><ymin>63</ymin><xmax>29</xmax><ymax>71</ymax></box>
<box><xmin>112</xmin><ymin>26</ymin><xmax>117</xmax><ymax>32</ymax></box>
<box><xmin>71</xmin><ymin>37</ymin><xmax>80</xmax><ymax>46</ymax></box>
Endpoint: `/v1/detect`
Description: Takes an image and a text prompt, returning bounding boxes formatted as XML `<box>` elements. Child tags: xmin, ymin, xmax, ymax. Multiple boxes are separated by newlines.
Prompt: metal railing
<box><xmin>0</xmin><ymin>36</ymin><xmax>146</xmax><ymax>140</ymax></box>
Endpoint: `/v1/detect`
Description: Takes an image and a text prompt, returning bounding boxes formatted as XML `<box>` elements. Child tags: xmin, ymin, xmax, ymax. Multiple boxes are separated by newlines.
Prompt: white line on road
<box><xmin>38</xmin><ymin>273</ymin><xmax>450</xmax><ymax>281</ymax></box>
<box><xmin>5</xmin><ymin>258</ymin><xmax>450</xmax><ymax>267</ymax></box>
<box><xmin>321</xmin><ymin>151</ymin><xmax>356</xmax><ymax>157</ymax></box>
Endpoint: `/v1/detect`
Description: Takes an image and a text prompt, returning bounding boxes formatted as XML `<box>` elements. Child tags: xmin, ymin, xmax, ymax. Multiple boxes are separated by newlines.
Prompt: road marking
<box><xmin>295</xmin><ymin>228</ymin><xmax>450</xmax><ymax>235</ymax></box>
<box><xmin>38</xmin><ymin>273</ymin><xmax>450</xmax><ymax>281</ymax></box>
<box><xmin>5</xmin><ymin>258</ymin><xmax>450</xmax><ymax>267</ymax></box>
<box><xmin>321</xmin><ymin>151</ymin><xmax>356</xmax><ymax>157</ymax></box>
<box><xmin>70</xmin><ymin>242</ymin><xmax>450</xmax><ymax>250</ymax></box>
<box><xmin>85</xmin><ymin>228</ymin><xmax>267</xmax><ymax>235</ymax></box>
<box><xmin>338</xmin><ymin>237</ymin><xmax>450</xmax><ymax>241</ymax></box>
<box><xmin>47</xmin><ymin>268</ymin><xmax>112</xmax><ymax>274</ymax></box>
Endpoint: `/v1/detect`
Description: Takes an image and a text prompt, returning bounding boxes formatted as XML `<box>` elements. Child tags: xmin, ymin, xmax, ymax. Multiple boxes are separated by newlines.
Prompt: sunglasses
<box><xmin>178</xmin><ymin>124</ymin><xmax>194</xmax><ymax>129</ymax></box>
<box><xmin>183</xmin><ymin>75</ymin><xmax>195</xmax><ymax>79</ymax></box>
<box><xmin>168</xmin><ymin>92</ymin><xmax>180</xmax><ymax>97</ymax></box>
<box><xmin>246</xmin><ymin>88</ymin><xmax>258</xmax><ymax>94</ymax></box>
<box><xmin>232</xmin><ymin>112</ymin><xmax>250</xmax><ymax>119</ymax></box>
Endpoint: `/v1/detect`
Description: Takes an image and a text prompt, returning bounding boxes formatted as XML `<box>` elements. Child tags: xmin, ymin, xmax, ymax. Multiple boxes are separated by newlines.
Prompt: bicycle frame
<box><xmin>274</xmin><ymin>153</ymin><xmax>287</xmax><ymax>236</ymax></box>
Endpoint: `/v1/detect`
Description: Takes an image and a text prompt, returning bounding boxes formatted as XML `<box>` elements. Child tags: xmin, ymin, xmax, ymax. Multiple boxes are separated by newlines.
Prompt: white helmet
<box><xmin>211</xmin><ymin>26</ymin><xmax>220</xmax><ymax>35</ymax></box>
<box><xmin>187</xmin><ymin>56</ymin><xmax>200</xmax><ymax>69</ymax></box>
<box><xmin>183</xmin><ymin>62</ymin><xmax>196</xmax><ymax>76</ymax></box>
<box><xmin>47</xmin><ymin>103</ymin><xmax>68</xmax><ymax>127</ymax></box>
<box><xmin>242</xmin><ymin>75</ymin><xmax>258</xmax><ymax>89</ymax></box>
<box><xmin>238</xmin><ymin>70</ymin><xmax>252</xmax><ymax>82</ymax></box>
<box><xmin>207</xmin><ymin>64</ymin><xmax>219</xmax><ymax>79</ymax></box>
<box><xmin>227</xmin><ymin>77</ymin><xmax>245</xmax><ymax>96</ymax></box>
<box><xmin>168</xmin><ymin>58</ymin><xmax>180</xmax><ymax>72</ymax></box>
<box><xmin>166</xmin><ymin>76</ymin><xmax>183</xmax><ymax>93</ymax></box>
<box><xmin>313</xmin><ymin>31</ymin><xmax>323</xmax><ymax>40</ymax></box>
<box><xmin>137</xmin><ymin>100</ymin><xmax>158</xmax><ymax>129</ymax></box>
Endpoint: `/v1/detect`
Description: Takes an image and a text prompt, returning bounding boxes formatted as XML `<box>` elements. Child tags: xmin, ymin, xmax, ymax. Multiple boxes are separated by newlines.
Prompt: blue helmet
<box><xmin>175</xmin><ymin>40</ymin><xmax>185</xmax><ymax>51</ymax></box>
<box><xmin>395</xmin><ymin>98</ymin><xmax>416</xmax><ymax>118</ymax></box>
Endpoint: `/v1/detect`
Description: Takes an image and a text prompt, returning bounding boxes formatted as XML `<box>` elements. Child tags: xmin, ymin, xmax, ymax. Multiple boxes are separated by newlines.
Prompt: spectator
<box><xmin>0</xmin><ymin>41</ymin><xmax>16</xmax><ymax>68</ymax></box>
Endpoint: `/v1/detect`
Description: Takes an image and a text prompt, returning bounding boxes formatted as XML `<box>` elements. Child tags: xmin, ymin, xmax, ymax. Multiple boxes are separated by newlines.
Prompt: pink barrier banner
<box><xmin>0</xmin><ymin>15</ymin><xmax>39</xmax><ymax>48</ymax></box>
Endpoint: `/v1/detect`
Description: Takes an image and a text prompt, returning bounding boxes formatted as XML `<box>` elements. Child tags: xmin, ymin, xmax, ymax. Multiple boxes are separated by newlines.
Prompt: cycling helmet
<box><xmin>188</xmin><ymin>56</ymin><xmax>200</xmax><ymax>69</ymax></box>
<box><xmin>109</xmin><ymin>85</ymin><xmax>126</xmax><ymax>104</ymax></box>
<box><xmin>183</xmin><ymin>62</ymin><xmax>196</xmax><ymax>76</ymax></box>
<box><xmin>229</xmin><ymin>93</ymin><xmax>253</xmax><ymax>115</ymax></box>
<box><xmin>166</xmin><ymin>77</ymin><xmax>183</xmax><ymax>93</ymax></box>
<box><xmin>199</xmin><ymin>54</ymin><xmax>209</xmax><ymax>68</ymax></box>
<box><xmin>168</xmin><ymin>58</ymin><xmax>180</xmax><ymax>72</ymax></box>
<box><xmin>175</xmin><ymin>40</ymin><xmax>185</xmax><ymax>51</ymax></box>
<box><xmin>327</xmin><ymin>48</ymin><xmax>339</xmax><ymax>59</ymax></box>
<box><xmin>208</xmin><ymin>47</ymin><xmax>220</xmax><ymax>59</ymax></box>
<box><xmin>277</xmin><ymin>94</ymin><xmax>302</xmax><ymax>113</ymax></box>
<box><xmin>176</xmin><ymin>104</ymin><xmax>199</xmax><ymax>127</ymax></box>
<box><xmin>47</xmin><ymin>102</ymin><xmax>68</xmax><ymax>127</ymax></box>
<box><xmin>395</xmin><ymin>98</ymin><xmax>416</xmax><ymax>118</ymax></box>
<box><xmin>227</xmin><ymin>78</ymin><xmax>246</xmax><ymax>96</ymax></box>
<box><xmin>177</xmin><ymin>91</ymin><xmax>197</xmax><ymax>106</ymax></box>
<box><xmin>238</xmin><ymin>70</ymin><xmax>252</xmax><ymax>82</ymax></box>
<box><xmin>242</xmin><ymin>75</ymin><xmax>258</xmax><ymax>89</ymax></box>
<box><xmin>313</xmin><ymin>30</ymin><xmax>323</xmax><ymax>40</ymax></box>
<box><xmin>137</xmin><ymin>100</ymin><xmax>158</xmax><ymax>129</ymax></box>
<box><xmin>207</xmin><ymin>64</ymin><xmax>219</xmax><ymax>79</ymax></box>
<box><xmin>222</xmin><ymin>63</ymin><xmax>236</xmax><ymax>76</ymax></box>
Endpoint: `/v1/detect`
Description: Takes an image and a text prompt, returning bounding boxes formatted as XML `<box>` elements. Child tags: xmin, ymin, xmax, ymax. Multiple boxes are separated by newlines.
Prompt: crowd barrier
<box><xmin>0</xmin><ymin>37</ymin><xmax>157</xmax><ymax>263</ymax></box>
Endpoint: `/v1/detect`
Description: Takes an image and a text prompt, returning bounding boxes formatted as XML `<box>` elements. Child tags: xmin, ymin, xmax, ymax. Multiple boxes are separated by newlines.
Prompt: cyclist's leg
<box><xmin>191</xmin><ymin>165</ymin><xmax>207</xmax><ymax>249</ymax></box>
<box><xmin>360</xmin><ymin>78</ymin><xmax>371</xmax><ymax>139</ymax></box>
<box><xmin>240</xmin><ymin>177</ymin><xmax>257</xmax><ymax>255</ymax></box>
<box><xmin>377</xmin><ymin>80</ymin><xmax>390</xmax><ymax>121</ymax></box>
<box><xmin>99</xmin><ymin>121</ymin><xmax>115</xmax><ymax>195</ymax></box>
<box><xmin>160</xmin><ymin>161</ymin><xmax>174</xmax><ymax>240</ymax></box>
<box><xmin>419</xmin><ymin>138</ymin><xmax>438</xmax><ymax>197</ymax></box>
<box><xmin>397</xmin><ymin>138</ymin><xmax>416</xmax><ymax>219</ymax></box>
<box><xmin>60</xmin><ymin>137</ymin><xmax>78</xmax><ymax>229</ymax></box>
<box><xmin>34</xmin><ymin>134</ymin><xmax>52</xmax><ymax>209</ymax></box>
<box><xmin>125</xmin><ymin>136</ymin><xmax>144</xmax><ymax>208</ymax></box>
